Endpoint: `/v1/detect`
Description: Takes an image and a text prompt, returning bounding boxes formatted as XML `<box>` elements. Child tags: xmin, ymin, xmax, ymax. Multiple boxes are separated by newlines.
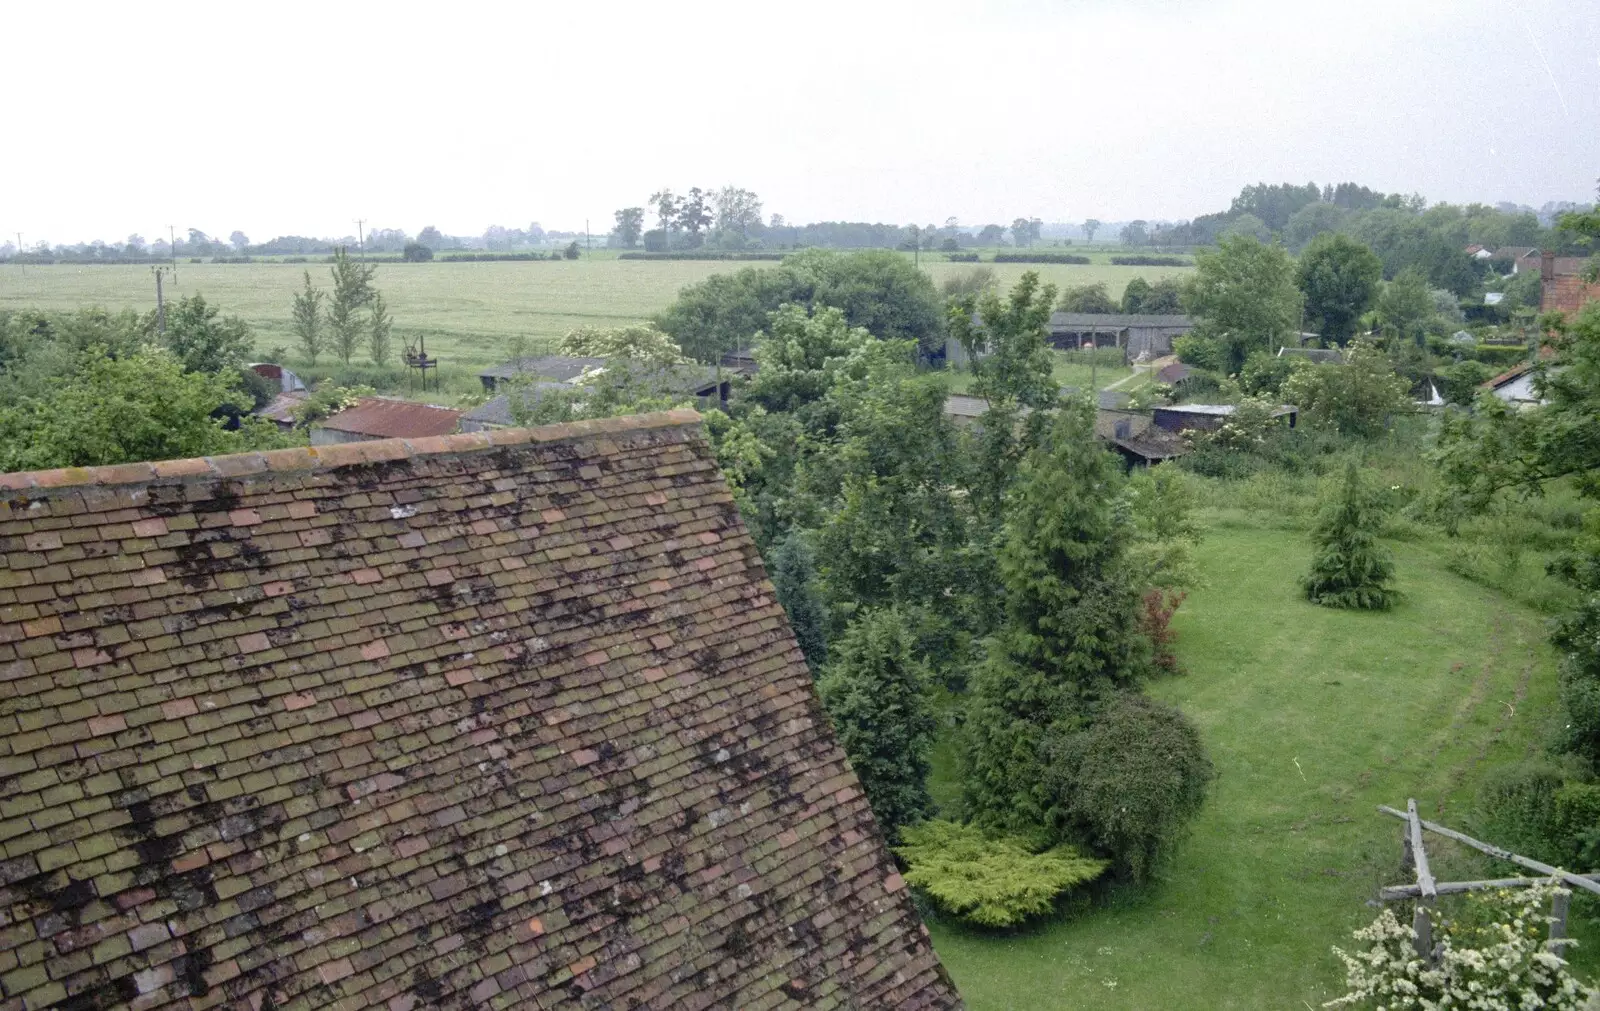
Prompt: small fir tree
<box><xmin>817</xmin><ymin>608</ymin><xmax>936</xmax><ymax>841</ymax></box>
<box><xmin>1302</xmin><ymin>461</ymin><xmax>1398</xmax><ymax>610</ymax></box>
<box><xmin>291</xmin><ymin>271</ymin><xmax>325</xmax><ymax>365</ymax></box>
<box><xmin>768</xmin><ymin>534</ymin><xmax>828</xmax><ymax>674</ymax></box>
<box><xmin>961</xmin><ymin>398</ymin><xmax>1152</xmax><ymax>835</ymax></box>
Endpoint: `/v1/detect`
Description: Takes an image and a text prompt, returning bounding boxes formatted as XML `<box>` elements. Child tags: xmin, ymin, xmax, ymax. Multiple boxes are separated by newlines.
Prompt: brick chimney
<box><xmin>1542</xmin><ymin>249</ymin><xmax>1556</xmax><ymax>281</ymax></box>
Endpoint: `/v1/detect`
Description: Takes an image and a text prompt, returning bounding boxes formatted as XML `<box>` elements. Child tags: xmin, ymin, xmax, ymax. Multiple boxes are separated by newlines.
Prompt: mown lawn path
<box><xmin>930</xmin><ymin>524</ymin><xmax>1563</xmax><ymax>1009</ymax></box>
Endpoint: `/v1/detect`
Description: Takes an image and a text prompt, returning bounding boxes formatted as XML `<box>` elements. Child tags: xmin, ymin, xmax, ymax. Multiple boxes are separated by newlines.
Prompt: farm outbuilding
<box><xmin>1152</xmin><ymin>403</ymin><xmax>1298</xmax><ymax>434</ymax></box>
<box><xmin>309</xmin><ymin>397</ymin><xmax>463</xmax><ymax>445</ymax></box>
<box><xmin>1047</xmin><ymin>313</ymin><xmax>1195</xmax><ymax>361</ymax></box>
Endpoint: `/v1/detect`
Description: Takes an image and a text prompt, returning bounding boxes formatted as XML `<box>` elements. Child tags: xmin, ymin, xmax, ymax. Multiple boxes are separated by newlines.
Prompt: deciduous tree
<box><xmin>291</xmin><ymin>272</ymin><xmax>326</xmax><ymax>365</ymax></box>
<box><xmin>163</xmin><ymin>294</ymin><xmax>253</xmax><ymax>374</ymax></box>
<box><xmin>1296</xmin><ymin>233</ymin><xmax>1384</xmax><ymax>344</ymax></box>
<box><xmin>1183</xmin><ymin>234</ymin><xmax>1303</xmax><ymax>372</ymax></box>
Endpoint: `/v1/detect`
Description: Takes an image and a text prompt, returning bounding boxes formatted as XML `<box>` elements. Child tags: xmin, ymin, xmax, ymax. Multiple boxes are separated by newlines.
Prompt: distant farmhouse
<box><xmin>0</xmin><ymin>413</ymin><xmax>961</xmax><ymax>1010</ymax></box>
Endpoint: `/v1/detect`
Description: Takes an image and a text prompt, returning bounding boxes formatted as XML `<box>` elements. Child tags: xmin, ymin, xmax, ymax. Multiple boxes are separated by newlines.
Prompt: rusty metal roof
<box><xmin>319</xmin><ymin>397</ymin><xmax>463</xmax><ymax>438</ymax></box>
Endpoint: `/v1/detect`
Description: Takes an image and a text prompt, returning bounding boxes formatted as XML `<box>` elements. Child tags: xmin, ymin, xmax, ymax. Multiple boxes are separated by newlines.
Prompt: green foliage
<box><xmin>163</xmin><ymin>294</ymin><xmax>253</xmax><ymax>374</ymax></box>
<box><xmin>1375</xmin><ymin>268</ymin><xmax>1434</xmax><ymax>345</ymax></box>
<box><xmin>367</xmin><ymin>293</ymin><xmax>393</xmax><ymax>367</ymax></box>
<box><xmin>962</xmin><ymin>399</ymin><xmax>1152</xmax><ymax>835</ymax></box>
<box><xmin>1055</xmin><ymin>281</ymin><xmax>1117</xmax><ymax>314</ymax></box>
<box><xmin>1044</xmin><ymin>694</ymin><xmax>1213</xmax><ymax>882</ymax></box>
<box><xmin>940</xmin><ymin>266</ymin><xmax>997</xmax><ymax>300</ymax></box>
<box><xmin>745</xmin><ymin>304</ymin><xmax>871</xmax><ymax>414</ymax></box>
<box><xmin>1123</xmin><ymin>466</ymin><xmax>1204</xmax><ymax>591</ymax></box>
<box><xmin>1281</xmin><ymin>340</ymin><xmax>1411</xmax><ymax>437</ymax></box>
<box><xmin>655</xmin><ymin>249</ymin><xmax>944</xmax><ymax>361</ymax></box>
<box><xmin>401</xmin><ymin>242</ymin><xmax>433</xmax><ymax>262</ymax></box>
<box><xmin>290</xmin><ymin>271</ymin><xmax>326</xmax><ymax>365</ymax></box>
<box><xmin>1121</xmin><ymin>276</ymin><xmax>1183</xmax><ymax>313</ymax></box>
<box><xmin>949</xmin><ymin>271</ymin><xmax>1059</xmax><ymax>408</ymax></box>
<box><xmin>558</xmin><ymin>322</ymin><xmax>686</xmax><ymax>366</ymax></box>
<box><xmin>1470</xmin><ymin>760</ymin><xmax>1600</xmax><ymax>867</ymax></box>
<box><xmin>0</xmin><ymin>346</ymin><xmax>290</xmax><ymax>471</ymax></box>
<box><xmin>1239</xmin><ymin>349</ymin><xmax>1300</xmax><ymax>396</ymax></box>
<box><xmin>1301</xmin><ymin>462</ymin><xmax>1398</xmax><ymax>610</ymax></box>
<box><xmin>768</xmin><ymin>534</ymin><xmax>827</xmax><ymax>674</ymax></box>
<box><xmin>1295</xmin><ymin>233</ymin><xmax>1383</xmax><ymax>344</ymax></box>
<box><xmin>327</xmin><ymin>248</ymin><xmax>377</xmax><ymax>365</ymax></box>
<box><xmin>1185</xmin><ymin>234</ymin><xmax>1303</xmax><ymax>372</ymax></box>
<box><xmin>817</xmin><ymin>609</ymin><xmax>936</xmax><ymax>840</ymax></box>
<box><xmin>1433</xmin><ymin>359</ymin><xmax>1494</xmax><ymax>405</ymax></box>
<box><xmin>894</xmin><ymin>820</ymin><xmax>1108</xmax><ymax>928</ymax></box>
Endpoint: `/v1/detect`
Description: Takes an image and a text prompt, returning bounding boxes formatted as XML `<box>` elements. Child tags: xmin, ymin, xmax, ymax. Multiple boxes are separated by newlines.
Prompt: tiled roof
<box><xmin>0</xmin><ymin>412</ymin><xmax>959</xmax><ymax>1011</ymax></box>
<box><xmin>319</xmin><ymin>398</ymin><xmax>463</xmax><ymax>439</ymax></box>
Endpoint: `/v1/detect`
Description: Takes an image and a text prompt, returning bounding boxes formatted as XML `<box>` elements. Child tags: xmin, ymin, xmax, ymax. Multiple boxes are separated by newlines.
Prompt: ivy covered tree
<box><xmin>1301</xmin><ymin>461</ymin><xmax>1398</xmax><ymax>610</ymax></box>
<box><xmin>817</xmin><ymin>608</ymin><xmax>937</xmax><ymax>841</ymax></box>
<box><xmin>962</xmin><ymin>397</ymin><xmax>1152</xmax><ymax>835</ymax></box>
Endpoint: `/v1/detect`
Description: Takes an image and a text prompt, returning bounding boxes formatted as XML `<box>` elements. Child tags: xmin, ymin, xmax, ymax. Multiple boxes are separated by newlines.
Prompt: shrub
<box><xmin>993</xmin><ymin>252</ymin><xmax>1090</xmax><ymax>264</ymax></box>
<box><xmin>1327</xmin><ymin>883</ymin><xmax>1593</xmax><ymax>1010</ymax></box>
<box><xmin>1302</xmin><ymin>461</ymin><xmax>1398</xmax><ymax>610</ymax></box>
<box><xmin>944</xmin><ymin>252</ymin><xmax>980</xmax><ymax>262</ymax></box>
<box><xmin>1045</xmin><ymin>694</ymin><xmax>1212</xmax><ymax>881</ymax></box>
<box><xmin>401</xmin><ymin>242</ymin><xmax>434</xmax><ymax>262</ymax></box>
<box><xmin>894</xmin><ymin>820</ymin><xmax>1108</xmax><ymax>928</ymax></box>
<box><xmin>563</xmin><ymin>241</ymin><xmax>581</xmax><ymax>260</ymax></box>
<box><xmin>616</xmin><ymin>250</ymin><xmax>786</xmax><ymax>261</ymax></box>
<box><xmin>1140</xmin><ymin>589</ymin><xmax>1187</xmax><ymax>675</ymax></box>
<box><xmin>769</xmin><ymin>535</ymin><xmax>828</xmax><ymax>674</ymax></box>
<box><xmin>1433</xmin><ymin>359</ymin><xmax>1494</xmax><ymax>405</ymax></box>
<box><xmin>1110</xmin><ymin>255</ymin><xmax>1189</xmax><ymax>266</ymax></box>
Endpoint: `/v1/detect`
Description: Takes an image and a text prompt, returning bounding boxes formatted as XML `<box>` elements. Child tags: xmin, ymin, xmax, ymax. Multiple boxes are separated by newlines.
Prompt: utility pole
<box><xmin>911</xmin><ymin>225</ymin><xmax>919</xmax><ymax>268</ymax></box>
<box><xmin>14</xmin><ymin>233</ymin><xmax>21</xmax><ymax>276</ymax></box>
<box><xmin>152</xmin><ymin>265</ymin><xmax>171</xmax><ymax>335</ymax></box>
<box><xmin>585</xmin><ymin>219</ymin><xmax>590</xmax><ymax>252</ymax></box>
<box><xmin>168</xmin><ymin>225</ymin><xmax>178</xmax><ymax>282</ymax></box>
<box><xmin>355</xmin><ymin>219</ymin><xmax>366</xmax><ymax>259</ymax></box>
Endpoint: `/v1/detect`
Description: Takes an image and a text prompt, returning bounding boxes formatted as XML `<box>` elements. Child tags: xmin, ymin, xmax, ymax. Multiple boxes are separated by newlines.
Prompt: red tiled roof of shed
<box><xmin>319</xmin><ymin>397</ymin><xmax>464</xmax><ymax>438</ymax></box>
<box><xmin>0</xmin><ymin>411</ymin><xmax>960</xmax><ymax>1011</ymax></box>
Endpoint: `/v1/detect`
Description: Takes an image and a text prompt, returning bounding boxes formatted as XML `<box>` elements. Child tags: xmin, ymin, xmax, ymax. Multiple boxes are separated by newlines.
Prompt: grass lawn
<box><xmin>929</xmin><ymin>521</ymin><xmax>1569</xmax><ymax>1010</ymax></box>
<box><xmin>947</xmin><ymin>351</ymin><xmax>1134</xmax><ymax>395</ymax></box>
<box><xmin>0</xmin><ymin>259</ymin><xmax>1190</xmax><ymax>370</ymax></box>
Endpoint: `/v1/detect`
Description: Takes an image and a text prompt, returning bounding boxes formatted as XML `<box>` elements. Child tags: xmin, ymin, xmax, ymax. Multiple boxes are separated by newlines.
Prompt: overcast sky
<box><xmin>5</xmin><ymin>0</ymin><xmax>1598</xmax><ymax>245</ymax></box>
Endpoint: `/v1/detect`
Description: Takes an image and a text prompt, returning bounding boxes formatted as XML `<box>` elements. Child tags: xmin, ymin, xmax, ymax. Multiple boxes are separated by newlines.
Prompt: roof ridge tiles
<box><xmin>0</xmin><ymin>409</ymin><xmax>703</xmax><ymax>492</ymax></box>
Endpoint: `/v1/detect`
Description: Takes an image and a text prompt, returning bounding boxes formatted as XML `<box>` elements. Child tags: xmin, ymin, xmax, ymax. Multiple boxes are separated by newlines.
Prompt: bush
<box><xmin>1433</xmin><ymin>359</ymin><xmax>1494</xmax><ymax>405</ymax></box>
<box><xmin>944</xmin><ymin>252</ymin><xmax>980</xmax><ymax>263</ymax></box>
<box><xmin>1110</xmin><ymin>255</ymin><xmax>1189</xmax><ymax>266</ymax></box>
<box><xmin>993</xmin><ymin>252</ymin><xmax>1090</xmax><ymax>264</ymax></box>
<box><xmin>564</xmin><ymin>241</ymin><xmax>581</xmax><ymax>260</ymax></box>
<box><xmin>894</xmin><ymin>820</ymin><xmax>1108</xmax><ymax>928</ymax></box>
<box><xmin>1328</xmin><ymin>883</ymin><xmax>1594</xmax><ymax>1010</ymax></box>
<box><xmin>402</xmin><ymin>242</ymin><xmax>434</xmax><ymax>262</ymax></box>
<box><xmin>1045</xmin><ymin>694</ymin><xmax>1213</xmax><ymax>881</ymax></box>
<box><xmin>1140</xmin><ymin>589</ymin><xmax>1187</xmax><ymax>675</ymax></box>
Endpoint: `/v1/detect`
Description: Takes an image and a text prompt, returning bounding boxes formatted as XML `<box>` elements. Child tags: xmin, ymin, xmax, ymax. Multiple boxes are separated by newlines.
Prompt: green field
<box><xmin>929</xmin><ymin>522</ymin><xmax>1569</xmax><ymax>1010</ymax></box>
<box><xmin>0</xmin><ymin>258</ymin><xmax>1191</xmax><ymax>369</ymax></box>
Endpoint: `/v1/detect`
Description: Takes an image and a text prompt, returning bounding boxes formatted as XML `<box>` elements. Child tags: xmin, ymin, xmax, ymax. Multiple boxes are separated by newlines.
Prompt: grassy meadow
<box><xmin>0</xmin><ymin>257</ymin><xmax>1191</xmax><ymax>372</ymax></box>
<box><xmin>929</xmin><ymin>520</ymin><xmax>1575</xmax><ymax>1009</ymax></box>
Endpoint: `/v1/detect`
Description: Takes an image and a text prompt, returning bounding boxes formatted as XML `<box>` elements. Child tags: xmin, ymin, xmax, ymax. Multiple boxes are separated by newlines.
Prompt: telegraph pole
<box><xmin>168</xmin><ymin>225</ymin><xmax>178</xmax><ymax>281</ymax></box>
<box><xmin>355</xmin><ymin>219</ymin><xmax>366</xmax><ymax>259</ymax></box>
<box><xmin>152</xmin><ymin>265</ymin><xmax>171</xmax><ymax>335</ymax></box>
<box><xmin>14</xmin><ymin>233</ymin><xmax>21</xmax><ymax>276</ymax></box>
<box><xmin>585</xmin><ymin>219</ymin><xmax>590</xmax><ymax>253</ymax></box>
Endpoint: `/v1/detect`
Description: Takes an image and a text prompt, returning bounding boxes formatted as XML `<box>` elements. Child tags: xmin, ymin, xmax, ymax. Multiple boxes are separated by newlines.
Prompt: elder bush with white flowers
<box><xmin>1326</xmin><ymin>882</ymin><xmax>1595</xmax><ymax>1010</ymax></box>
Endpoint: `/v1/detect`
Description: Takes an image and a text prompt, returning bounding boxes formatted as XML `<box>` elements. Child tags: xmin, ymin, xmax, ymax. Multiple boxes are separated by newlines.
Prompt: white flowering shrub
<box><xmin>1326</xmin><ymin>882</ymin><xmax>1594</xmax><ymax>1010</ymax></box>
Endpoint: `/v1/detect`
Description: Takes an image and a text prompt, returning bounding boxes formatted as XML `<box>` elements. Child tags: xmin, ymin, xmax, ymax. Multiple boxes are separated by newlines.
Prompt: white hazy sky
<box><xmin>5</xmin><ymin>0</ymin><xmax>1598</xmax><ymax>245</ymax></box>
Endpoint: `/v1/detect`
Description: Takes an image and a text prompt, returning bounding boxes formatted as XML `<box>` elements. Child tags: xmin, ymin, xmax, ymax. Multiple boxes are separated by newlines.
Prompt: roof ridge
<box><xmin>0</xmin><ymin>408</ymin><xmax>702</xmax><ymax>492</ymax></box>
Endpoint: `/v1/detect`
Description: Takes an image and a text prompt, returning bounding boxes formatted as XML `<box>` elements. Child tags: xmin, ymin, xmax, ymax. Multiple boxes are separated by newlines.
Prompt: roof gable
<box><xmin>0</xmin><ymin>413</ymin><xmax>958</xmax><ymax>1011</ymax></box>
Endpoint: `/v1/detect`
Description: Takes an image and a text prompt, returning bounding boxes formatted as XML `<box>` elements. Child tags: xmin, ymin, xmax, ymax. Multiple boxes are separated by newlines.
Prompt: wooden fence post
<box><xmin>1549</xmin><ymin>890</ymin><xmax>1571</xmax><ymax>947</ymax></box>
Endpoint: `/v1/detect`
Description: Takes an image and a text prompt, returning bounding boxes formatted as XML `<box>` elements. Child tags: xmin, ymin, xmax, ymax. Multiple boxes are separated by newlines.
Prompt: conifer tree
<box><xmin>962</xmin><ymin>398</ymin><xmax>1151</xmax><ymax>835</ymax></box>
<box><xmin>769</xmin><ymin>534</ymin><xmax>828</xmax><ymax>674</ymax></box>
<box><xmin>1302</xmin><ymin>461</ymin><xmax>1397</xmax><ymax>609</ymax></box>
<box><xmin>818</xmin><ymin>609</ymin><xmax>936</xmax><ymax>841</ymax></box>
